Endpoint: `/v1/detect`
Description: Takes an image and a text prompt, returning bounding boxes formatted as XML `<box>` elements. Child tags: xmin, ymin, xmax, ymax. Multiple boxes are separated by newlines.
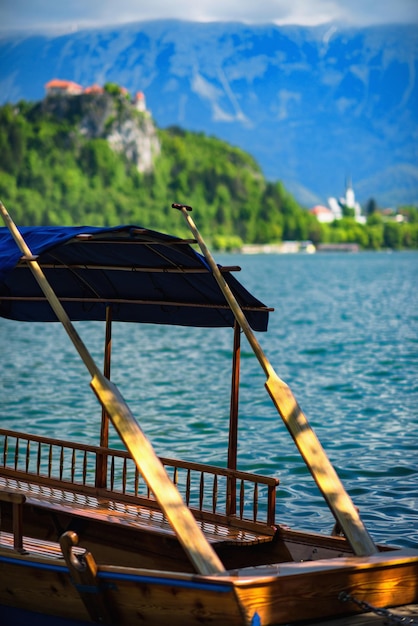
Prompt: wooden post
<box><xmin>227</xmin><ymin>321</ymin><xmax>240</xmax><ymax>515</ymax></box>
<box><xmin>0</xmin><ymin>491</ymin><xmax>26</xmax><ymax>551</ymax></box>
<box><xmin>101</xmin><ymin>305</ymin><xmax>112</xmax><ymax>448</ymax></box>
<box><xmin>96</xmin><ymin>305</ymin><xmax>112</xmax><ymax>488</ymax></box>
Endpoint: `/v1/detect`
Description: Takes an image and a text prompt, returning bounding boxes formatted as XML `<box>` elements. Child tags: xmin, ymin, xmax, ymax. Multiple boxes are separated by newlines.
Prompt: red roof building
<box><xmin>45</xmin><ymin>79</ymin><xmax>83</xmax><ymax>95</ymax></box>
<box><xmin>310</xmin><ymin>205</ymin><xmax>335</xmax><ymax>223</ymax></box>
<box><xmin>84</xmin><ymin>84</ymin><xmax>104</xmax><ymax>95</ymax></box>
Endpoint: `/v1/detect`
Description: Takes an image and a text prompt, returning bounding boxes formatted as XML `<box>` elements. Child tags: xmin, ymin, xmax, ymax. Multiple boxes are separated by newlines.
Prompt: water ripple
<box><xmin>1</xmin><ymin>252</ymin><xmax>417</xmax><ymax>548</ymax></box>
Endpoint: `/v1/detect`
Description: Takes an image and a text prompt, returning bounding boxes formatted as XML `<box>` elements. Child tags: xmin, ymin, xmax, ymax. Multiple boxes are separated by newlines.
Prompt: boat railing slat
<box><xmin>0</xmin><ymin>428</ymin><xmax>279</xmax><ymax>528</ymax></box>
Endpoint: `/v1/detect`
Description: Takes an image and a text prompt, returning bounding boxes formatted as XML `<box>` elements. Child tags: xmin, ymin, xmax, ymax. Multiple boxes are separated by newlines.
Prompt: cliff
<box><xmin>42</xmin><ymin>90</ymin><xmax>160</xmax><ymax>174</ymax></box>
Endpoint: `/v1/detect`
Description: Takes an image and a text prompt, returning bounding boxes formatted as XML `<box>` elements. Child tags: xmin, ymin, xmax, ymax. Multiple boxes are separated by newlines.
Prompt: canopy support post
<box><xmin>96</xmin><ymin>305</ymin><xmax>112</xmax><ymax>488</ymax></box>
<box><xmin>227</xmin><ymin>320</ymin><xmax>240</xmax><ymax>515</ymax></box>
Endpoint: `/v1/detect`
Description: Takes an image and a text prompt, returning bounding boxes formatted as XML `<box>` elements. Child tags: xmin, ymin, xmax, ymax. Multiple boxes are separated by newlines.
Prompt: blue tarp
<box><xmin>0</xmin><ymin>225</ymin><xmax>269</xmax><ymax>330</ymax></box>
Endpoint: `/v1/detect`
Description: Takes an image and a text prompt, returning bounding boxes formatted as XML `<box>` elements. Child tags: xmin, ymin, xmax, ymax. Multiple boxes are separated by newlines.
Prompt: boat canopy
<box><xmin>0</xmin><ymin>225</ymin><xmax>269</xmax><ymax>330</ymax></box>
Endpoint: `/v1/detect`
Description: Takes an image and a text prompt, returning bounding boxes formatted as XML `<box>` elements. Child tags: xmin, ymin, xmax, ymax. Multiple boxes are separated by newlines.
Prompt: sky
<box><xmin>1</xmin><ymin>0</ymin><xmax>418</xmax><ymax>34</ymax></box>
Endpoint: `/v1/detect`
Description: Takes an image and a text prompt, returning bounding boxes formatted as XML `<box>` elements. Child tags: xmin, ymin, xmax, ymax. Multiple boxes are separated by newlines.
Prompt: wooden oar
<box><xmin>173</xmin><ymin>202</ymin><xmax>378</xmax><ymax>557</ymax></box>
<box><xmin>0</xmin><ymin>200</ymin><xmax>226</xmax><ymax>575</ymax></box>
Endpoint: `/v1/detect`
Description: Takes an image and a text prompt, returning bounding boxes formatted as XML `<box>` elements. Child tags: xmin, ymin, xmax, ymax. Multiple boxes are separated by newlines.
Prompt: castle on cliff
<box><xmin>44</xmin><ymin>79</ymin><xmax>147</xmax><ymax>112</ymax></box>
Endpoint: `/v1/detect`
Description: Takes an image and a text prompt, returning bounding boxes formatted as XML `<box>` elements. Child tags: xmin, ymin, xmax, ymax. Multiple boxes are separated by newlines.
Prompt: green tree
<box><xmin>365</xmin><ymin>198</ymin><xmax>378</xmax><ymax>216</ymax></box>
<box><xmin>383</xmin><ymin>222</ymin><xmax>402</xmax><ymax>249</ymax></box>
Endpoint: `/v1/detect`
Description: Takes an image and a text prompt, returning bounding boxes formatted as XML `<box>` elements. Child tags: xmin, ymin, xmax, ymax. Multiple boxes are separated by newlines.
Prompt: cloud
<box><xmin>1</xmin><ymin>0</ymin><xmax>417</xmax><ymax>34</ymax></box>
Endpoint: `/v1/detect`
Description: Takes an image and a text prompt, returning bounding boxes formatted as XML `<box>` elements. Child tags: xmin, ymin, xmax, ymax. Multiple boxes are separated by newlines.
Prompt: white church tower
<box><xmin>328</xmin><ymin>177</ymin><xmax>365</xmax><ymax>223</ymax></box>
<box><xmin>345</xmin><ymin>176</ymin><xmax>355</xmax><ymax>209</ymax></box>
<box><xmin>344</xmin><ymin>176</ymin><xmax>365</xmax><ymax>223</ymax></box>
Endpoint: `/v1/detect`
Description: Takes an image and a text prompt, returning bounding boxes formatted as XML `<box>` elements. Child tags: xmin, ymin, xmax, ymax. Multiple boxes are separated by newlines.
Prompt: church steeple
<box><xmin>345</xmin><ymin>174</ymin><xmax>355</xmax><ymax>209</ymax></box>
<box><xmin>327</xmin><ymin>176</ymin><xmax>365</xmax><ymax>224</ymax></box>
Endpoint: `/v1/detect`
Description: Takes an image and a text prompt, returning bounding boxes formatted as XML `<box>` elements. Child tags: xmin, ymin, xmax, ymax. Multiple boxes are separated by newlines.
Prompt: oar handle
<box><xmin>0</xmin><ymin>201</ymin><xmax>100</xmax><ymax>377</ymax></box>
<box><xmin>172</xmin><ymin>203</ymin><xmax>274</xmax><ymax>378</ymax></box>
<box><xmin>173</xmin><ymin>202</ymin><xmax>378</xmax><ymax>557</ymax></box>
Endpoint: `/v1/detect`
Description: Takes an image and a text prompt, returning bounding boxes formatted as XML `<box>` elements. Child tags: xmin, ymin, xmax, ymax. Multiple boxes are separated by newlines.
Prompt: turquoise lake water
<box><xmin>1</xmin><ymin>251</ymin><xmax>417</xmax><ymax>548</ymax></box>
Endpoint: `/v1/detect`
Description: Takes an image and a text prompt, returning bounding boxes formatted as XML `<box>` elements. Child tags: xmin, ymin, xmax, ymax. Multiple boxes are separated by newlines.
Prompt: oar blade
<box><xmin>175</xmin><ymin>202</ymin><xmax>378</xmax><ymax>557</ymax></box>
<box><xmin>90</xmin><ymin>373</ymin><xmax>226</xmax><ymax>575</ymax></box>
<box><xmin>265</xmin><ymin>373</ymin><xmax>377</xmax><ymax>556</ymax></box>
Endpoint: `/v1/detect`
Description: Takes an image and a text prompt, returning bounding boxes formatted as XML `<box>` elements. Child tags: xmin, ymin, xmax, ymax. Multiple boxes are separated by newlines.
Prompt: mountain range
<box><xmin>1</xmin><ymin>20</ymin><xmax>417</xmax><ymax>207</ymax></box>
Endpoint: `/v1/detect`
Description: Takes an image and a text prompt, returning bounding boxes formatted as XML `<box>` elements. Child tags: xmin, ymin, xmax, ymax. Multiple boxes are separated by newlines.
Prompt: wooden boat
<box><xmin>0</xmin><ymin>200</ymin><xmax>417</xmax><ymax>626</ymax></box>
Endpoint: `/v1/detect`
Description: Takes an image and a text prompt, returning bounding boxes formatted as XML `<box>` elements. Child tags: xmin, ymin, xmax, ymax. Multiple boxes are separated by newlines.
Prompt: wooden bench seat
<box><xmin>0</xmin><ymin>530</ymin><xmax>84</xmax><ymax>561</ymax></box>
<box><xmin>0</xmin><ymin>476</ymin><xmax>275</xmax><ymax>547</ymax></box>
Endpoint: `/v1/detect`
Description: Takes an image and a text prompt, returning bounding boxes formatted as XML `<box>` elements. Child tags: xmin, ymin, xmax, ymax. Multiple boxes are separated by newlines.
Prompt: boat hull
<box><xmin>1</xmin><ymin>546</ymin><xmax>417</xmax><ymax>625</ymax></box>
<box><xmin>233</xmin><ymin>550</ymin><xmax>418</xmax><ymax>624</ymax></box>
<box><xmin>0</xmin><ymin>550</ymin><xmax>243</xmax><ymax>625</ymax></box>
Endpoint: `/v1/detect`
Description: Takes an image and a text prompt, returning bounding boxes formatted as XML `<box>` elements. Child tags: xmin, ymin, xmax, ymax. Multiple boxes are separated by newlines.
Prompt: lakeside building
<box><xmin>310</xmin><ymin>178</ymin><xmax>366</xmax><ymax>224</ymax></box>
<box><xmin>310</xmin><ymin>205</ymin><xmax>335</xmax><ymax>223</ymax></box>
<box><xmin>327</xmin><ymin>178</ymin><xmax>366</xmax><ymax>223</ymax></box>
<box><xmin>241</xmin><ymin>241</ymin><xmax>316</xmax><ymax>254</ymax></box>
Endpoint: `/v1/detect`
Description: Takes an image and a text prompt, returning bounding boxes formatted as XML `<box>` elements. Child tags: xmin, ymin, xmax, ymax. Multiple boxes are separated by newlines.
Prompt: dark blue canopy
<box><xmin>0</xmin><ymin>225</ymin><xmax>269</xmax><ymax>330</ymax></box>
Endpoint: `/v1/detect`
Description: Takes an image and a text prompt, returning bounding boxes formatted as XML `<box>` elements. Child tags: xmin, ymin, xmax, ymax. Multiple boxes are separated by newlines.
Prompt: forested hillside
<box><xmin>0</xmin><ymin>94</ymin><xmax>317</xmax><ymax>247</ymax></box>
<box><xmin>0</xmin><ymin>93</ymin><xmax>417</xmax><ymax>249</ymax></box>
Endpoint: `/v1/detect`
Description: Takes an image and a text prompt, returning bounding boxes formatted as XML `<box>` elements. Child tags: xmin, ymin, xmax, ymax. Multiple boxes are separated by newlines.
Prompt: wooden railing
<box><xmin>0</xmin><ymin>428</ymin><xmax>278</xmax><ymax>526</ymax></box>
